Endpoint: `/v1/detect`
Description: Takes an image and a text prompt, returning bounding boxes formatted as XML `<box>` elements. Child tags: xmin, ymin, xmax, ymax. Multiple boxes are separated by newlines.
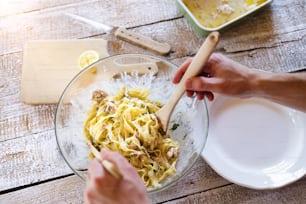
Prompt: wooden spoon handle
<box><xmin>158</xmin><ymin>32</ymin><xmax>220</xmax><ymax>131</ymax></box>
<box><xmin>173</xmin><ymin>31</ymin><xmax>220</xmax><ymax>102</ymax></box>
<box><xmin>87</xmin><ymin>141</ymin><xmax>122</xmax><ymax>179</ymax></box>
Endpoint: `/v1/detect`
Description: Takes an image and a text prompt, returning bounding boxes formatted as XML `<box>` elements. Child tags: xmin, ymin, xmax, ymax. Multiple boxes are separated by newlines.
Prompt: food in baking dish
<box><xmin>183</xmin><ymin>0</ymin><xmax>268</xmax><ymax>28</ymax></box>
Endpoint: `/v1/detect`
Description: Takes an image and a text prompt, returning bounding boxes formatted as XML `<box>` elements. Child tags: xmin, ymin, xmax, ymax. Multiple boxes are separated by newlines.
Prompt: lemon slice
<box><xmin>78</xmin><ymin>50</ymin><xmax>99</xmax><ymax>72</ymax></box>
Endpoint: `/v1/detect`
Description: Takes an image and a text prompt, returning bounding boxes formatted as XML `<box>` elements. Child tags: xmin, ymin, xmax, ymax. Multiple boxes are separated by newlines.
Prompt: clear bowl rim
<box><xmin>54</xmin><ymin>53</ymin><xmax>209</xmax><ymax>193</ymax></box>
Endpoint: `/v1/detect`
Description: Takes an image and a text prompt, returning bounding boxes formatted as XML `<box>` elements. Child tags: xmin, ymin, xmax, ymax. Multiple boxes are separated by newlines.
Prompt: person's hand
<box><xmin>173</xmin><ymin>53</ymin><xmax>257</xmax><ymax>100</ymax></box>
<box><xmin>84</xmin><ymin>149</ymin><xmax>150</xmax><ymax>204</ymax></box>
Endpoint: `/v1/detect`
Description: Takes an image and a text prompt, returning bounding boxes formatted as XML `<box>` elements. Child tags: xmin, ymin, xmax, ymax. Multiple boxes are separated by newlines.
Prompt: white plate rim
<box><xmin>202</xmin><ymin>95</ymin><xmax>306</xmax><ymax>190</ymax></box>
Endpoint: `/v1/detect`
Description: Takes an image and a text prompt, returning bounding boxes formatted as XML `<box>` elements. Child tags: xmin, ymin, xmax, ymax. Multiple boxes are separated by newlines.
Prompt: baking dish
<box><xmin>177</xmin><ymin>0</ymin><xmax>273</xmax><ymax>36</ymax></box>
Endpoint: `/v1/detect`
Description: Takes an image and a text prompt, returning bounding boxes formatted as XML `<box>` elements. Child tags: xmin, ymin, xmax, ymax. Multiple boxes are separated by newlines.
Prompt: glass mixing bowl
<box><xmin>54</xmin><ymin>53</ymin><xmax>209</xmax><ymax>193</ymax></box>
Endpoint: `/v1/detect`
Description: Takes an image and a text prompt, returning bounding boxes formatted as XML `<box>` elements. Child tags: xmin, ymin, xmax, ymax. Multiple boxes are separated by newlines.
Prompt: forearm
<box><xmin>251</xmin><ymin>71</ymin><xmax>306</xmax><ymax>113</ymax></box>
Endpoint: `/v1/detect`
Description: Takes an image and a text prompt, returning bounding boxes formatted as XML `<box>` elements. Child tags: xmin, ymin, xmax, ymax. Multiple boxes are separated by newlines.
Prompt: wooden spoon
<box><xmin>155</xmin><ymin>32</ymin><xmax>220</xmax><ymax>132</ymax></box>
<box><xmin>86</xmin><ymin>141</ymin><xmax>122</xmax><ymax>179</ymax></box>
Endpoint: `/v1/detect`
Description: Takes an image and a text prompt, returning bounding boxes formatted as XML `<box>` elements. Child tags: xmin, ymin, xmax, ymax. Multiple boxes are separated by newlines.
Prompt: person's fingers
<box><xmin>172</xmin><ymin>58</ymin><xmax>192</xmax><ymax>84</ymax></box>
<box><xmin>84</xmin><ymin>183</ymin><xmax>91</xmax><ymax>204</ymax></box>
<box><xmin>101</xmin><ymin>149</ymin><xmax>147</xmax><ymax>192</ymax></box>
<box><xmin>186</xmin><ymin>76</ymin><xmax>220</xmax><ymax>92</ymax></box>
<box><xmin>84</xmin><ymin>188</ymin><xmax>101</xmax><ymax>204</ymax></box>
<box><xmin>101</xmin><ymin>149</ymin><xmax>139</xmax><ymax>179</ymax></box>
<box><xmin>174</xmin><ymin>53</ymin><xmax>223</xmax><ymax>85</ymax></box>
<box><xmin>186</xmin><ymin>90</ymin><xmax>194</xmax><ymax>97</ymax></box>
<box><xmin>194</xmin><ymin>91</ymin><xmax>214</xmax><ymax>101</ymax></box>
<box><xmin>185</xmin><ymin>90</ymin><xmax>214</xmax><ymax>101</ymax></box>
<box><xmin>196</xmin><ymin>92</ymin><xmax>205</xmax><ymax>100</ymax></box>
<box><xmin>85</xmin><ymin>161</ymin><xmax>107</xmax><ymax>204</ymax></box>
<box><xmin>88</xmin><ymin>158</ymin><xmax>118</xmax><ymax>192</ymax></box>
<box><xmin>204</xmin><ymin>92</ymin><xmax>214</xmax><ymax>101</ymax></box>
<box><xmin>201</xmin><ymin>56</ymin><xmax>215</xmax><ymax>76</ymax></box>
<box><xmin>185</xmin><ymin>76</ymin><xmax>216</xmax><ymax>99</ymax></box>
<box><xmin>83</xmin><ymin>191</ymin><xmax>91</xmax><ymax>204</ymax></box>
<box><xmin>88</xmin><ymin>159</ymin><xmax>103</xmax><ymax>179</ymax></box>
<box><xmin>101</xmin><ymin>149</ymin><xmax>128</xmax><ymax>169</ymax></box>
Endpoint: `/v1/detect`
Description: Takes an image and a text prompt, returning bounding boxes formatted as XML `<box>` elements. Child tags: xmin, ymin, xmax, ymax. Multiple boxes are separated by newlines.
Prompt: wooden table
<box><xmin>1</xmin><ymin>0</ymin><xmax>306</xmax><ymax>203</ymax></box>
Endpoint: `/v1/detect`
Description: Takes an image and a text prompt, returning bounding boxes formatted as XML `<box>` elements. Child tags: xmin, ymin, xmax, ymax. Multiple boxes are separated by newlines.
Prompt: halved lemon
<box><xmin>78</xmin><ymin>50</ymin><xmax>99</xmax><ymax>72</ymax></box>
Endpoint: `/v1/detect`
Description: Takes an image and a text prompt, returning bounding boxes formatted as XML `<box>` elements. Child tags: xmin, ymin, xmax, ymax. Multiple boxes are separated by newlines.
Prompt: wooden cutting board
<box><xmin>21</xmin><ymin>39</ymin><xmax>109</xmax><ymax>104</ymax></box>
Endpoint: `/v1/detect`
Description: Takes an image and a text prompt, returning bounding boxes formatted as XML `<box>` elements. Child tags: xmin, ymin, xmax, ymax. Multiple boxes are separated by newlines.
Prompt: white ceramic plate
<box><xmin>202</xmin><ymin>95</ymin><xmax>306</xmax><ymax>189</ymax></box>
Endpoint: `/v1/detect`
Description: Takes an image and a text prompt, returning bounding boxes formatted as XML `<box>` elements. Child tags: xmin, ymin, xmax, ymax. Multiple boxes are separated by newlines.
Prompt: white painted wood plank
<box><xmin>165</xmin><ymin>177</ymin><xmax>306</xmax><ymax>204</ymax></box>
<box><xmin>0</xmin><ymin>130</ymin><xmax>72</xmax><ymax>192</ymax></box>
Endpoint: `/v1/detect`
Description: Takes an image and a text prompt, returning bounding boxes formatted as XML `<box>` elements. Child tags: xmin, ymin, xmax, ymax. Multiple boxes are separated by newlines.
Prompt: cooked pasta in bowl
<box><xmin>54</xmin><ymin>54</ymin><xmax>209</xmax><ymax>192</ymax></box>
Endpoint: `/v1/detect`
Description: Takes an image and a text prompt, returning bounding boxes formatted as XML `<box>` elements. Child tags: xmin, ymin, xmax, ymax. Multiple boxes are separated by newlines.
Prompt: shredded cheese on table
<box><xmin>84</xmin><ymin>86</ymin><xmax>179</xmax><ymax>189</ymax></box>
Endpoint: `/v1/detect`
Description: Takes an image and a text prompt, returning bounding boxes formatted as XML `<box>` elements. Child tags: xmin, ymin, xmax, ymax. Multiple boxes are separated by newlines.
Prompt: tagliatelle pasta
<box><xmin>83</xmin><ymin>86</ymin><xmax>179</xmax><ymax>189</ymax></box>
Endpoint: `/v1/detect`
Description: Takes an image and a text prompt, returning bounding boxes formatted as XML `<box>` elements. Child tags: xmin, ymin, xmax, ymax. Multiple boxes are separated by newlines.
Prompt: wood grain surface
<box><xmin>0</xmin><ymin>0</ymin><xmax>305</xmax><ymax>203</ymax></box>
